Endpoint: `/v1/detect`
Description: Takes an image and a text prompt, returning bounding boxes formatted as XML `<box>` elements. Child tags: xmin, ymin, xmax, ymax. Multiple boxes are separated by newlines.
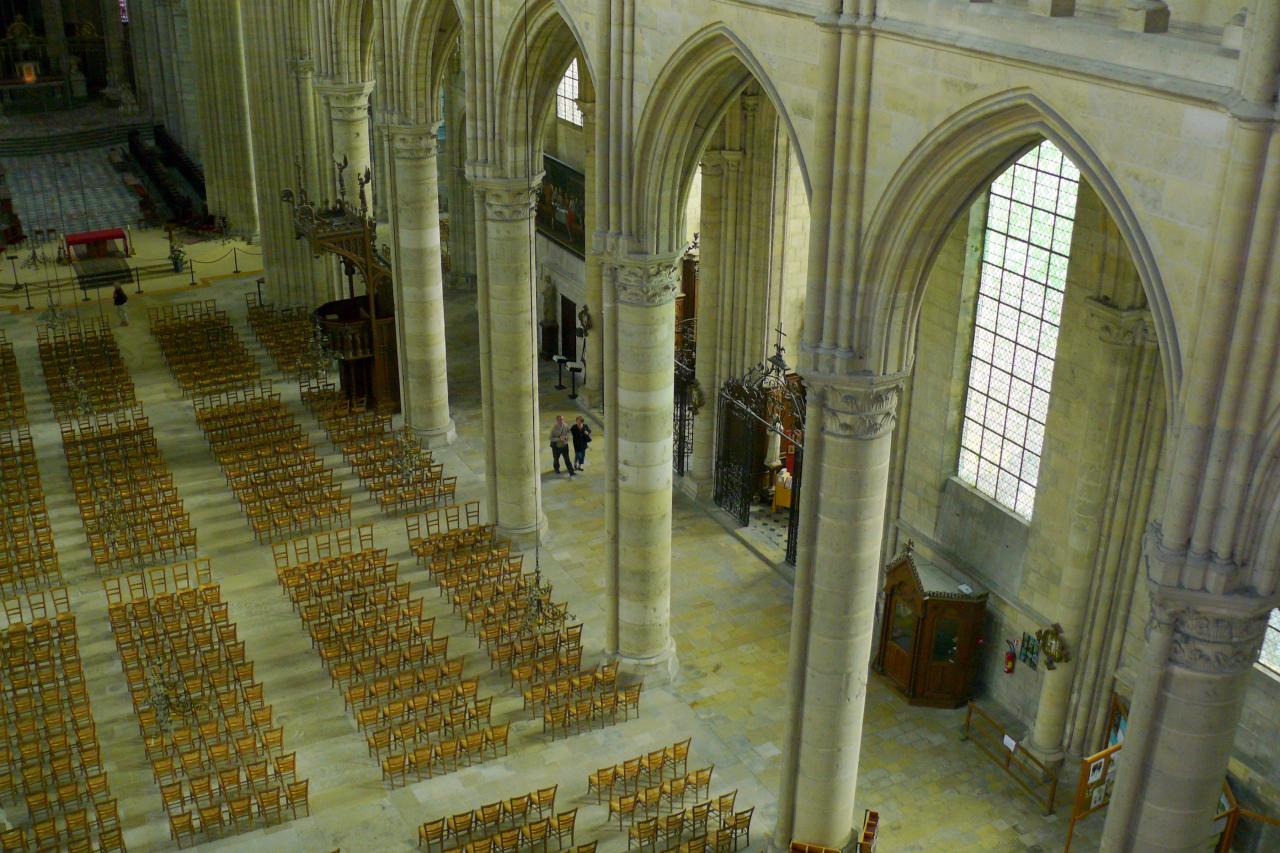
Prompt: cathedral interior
<box><xmin>0</xmin><ymin>0</ymin><xmax>1278</xmax><ymax>851</ymax></box>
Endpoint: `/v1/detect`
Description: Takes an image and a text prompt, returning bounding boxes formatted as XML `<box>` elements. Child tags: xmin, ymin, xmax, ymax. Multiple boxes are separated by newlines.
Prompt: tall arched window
<box><xmin>957</xmin><ymin>140</ymin><xmax>1080</xmax><ymax>518</ymax></box>
<box><xmin>555</xmin><ymin>59</ymin><xmax>583</xmax><ymax>126</ymax></box>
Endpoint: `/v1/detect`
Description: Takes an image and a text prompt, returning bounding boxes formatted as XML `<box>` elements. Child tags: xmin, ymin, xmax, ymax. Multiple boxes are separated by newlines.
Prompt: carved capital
<box><xmin>316</xmin><ymin>80</ymin><xmax>375</xmax><ymax>120</ymax></box>
<box><xmin>1147</xmin><ymin>600</ymin><xmax>1270</xmax><ymax>675</ymax></box>
<box><xmin>1085</xmin><ymin>298</ymin><xmax>1156</xmax><ymax>347</ymax></box>
<box><xmin>607</xmin><ymin>256</ymin><xmax>681</xmax><ymax>307</ymax></box>
<box><xmin>390</xmin><ymin>124</ymin><xmax>441</xmax><ymax>161</ymax></box>
<box><xmin>473</xmin><ymin>175</ymin><xmax>542</xmax><ymax>222</ymax></box>
<box><xmin>811</xmin><ymin>373</ymin><xmax>906</xmax><ymax>441</ymax></box>
<box><xmin>287</xmin><ymin>57</ymin><xmax>315</xmax><ymax>78</ymax></box>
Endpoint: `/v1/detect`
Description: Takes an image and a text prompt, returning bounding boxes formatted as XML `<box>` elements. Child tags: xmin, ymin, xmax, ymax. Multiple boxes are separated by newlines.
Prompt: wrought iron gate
<box><xmin>711</xmin><ymin>334</ymin><xmax>806</xmax><ymax>563</ymax></box>
<box><xmin>673</xmin><ymin>319</ymin><xmax>697</xmax><ymax>476</ymax></box>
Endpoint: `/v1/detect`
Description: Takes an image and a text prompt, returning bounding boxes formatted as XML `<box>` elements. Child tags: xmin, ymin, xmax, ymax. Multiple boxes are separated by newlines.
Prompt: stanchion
<box><xmin>553</xmin><ymin>355</ymin><xmax>567</xmax><ymax>390</ymax></box>
<box><xmin>233</xmin><ymin>248</ymin><xmax>240</xmax><ymax>274</ymax></box>
<box><xmin>134</xmin><ymin>267</ymin><xmax>143</xmax><ymax>294</ymax></box>
<box><xmin>568</xmin><ymin>365</ymin><xmax>581</xmax><ymax>400</ymax></box>
<box><xmin>255</xmin><ymin>277</ymin><xmax>264</xmax><ymax>305</ymax></box>
<box><xmin>189</xmin><ymin>259</ymin><xmax>197</xmax><ymax>287</ymax></box>
<box><xmin>24</xmin><ymin>282</ymin><xmax>32</xmax><ymax>310</ymax></box>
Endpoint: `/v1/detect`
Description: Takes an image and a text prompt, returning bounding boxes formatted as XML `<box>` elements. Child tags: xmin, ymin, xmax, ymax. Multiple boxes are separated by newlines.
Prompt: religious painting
<box><xmin>537</xmin><ymin>155</ymin><xmax>586</xmax><ymax>258</ymax></box>
<box><xmin>1087</xmin><ymin>757</ymin><xmax>1104</xmax><ymax>786</ymax></box>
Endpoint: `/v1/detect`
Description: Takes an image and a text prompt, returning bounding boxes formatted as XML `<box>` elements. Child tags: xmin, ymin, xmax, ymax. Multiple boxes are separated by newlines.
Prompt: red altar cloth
<box><xmin>66</xmin><ymin>228</ymin><xmax>130</xmax><ymax>257</ymax></box>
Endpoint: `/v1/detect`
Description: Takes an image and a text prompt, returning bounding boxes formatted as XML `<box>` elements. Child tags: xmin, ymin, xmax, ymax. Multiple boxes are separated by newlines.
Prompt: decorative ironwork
<box><xmin>673</xmin><ymin>318</ymin><xmax>698</xmax><ymax>476</ymax></box>
<box><xmin>142</xmin><ymin>664</ymin><xmax>204</xmax><ymax>732</ymax></box>
<box><xmin>712</xmin><ymin>326</ymin><xmax>806</xmax><ymax>563</ymax></box>
<box><xmin>513</xmin><ymin>568</ymin><xmax>575</xmax><ymax>639</ymax></box>
<box><xmin>298</xmin><ymin>318</ymin><xmax>339</xmax><ymax>380</ymax></box>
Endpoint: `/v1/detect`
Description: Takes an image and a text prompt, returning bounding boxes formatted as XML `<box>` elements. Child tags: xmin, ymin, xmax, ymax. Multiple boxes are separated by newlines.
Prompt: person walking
<box><xmin>112</xmin><ymin>284</ymin><xmax>129</xmax><ymax>326</ymax></box>
<box><xmin>550</xmin><ymin>415</ymin><xmax>574</xmax><ymax>477</ymax></box>
<box><xmin>570</xmin><ymin>415</ymin><xmax>592</xmax><ymax>471</ymax></box>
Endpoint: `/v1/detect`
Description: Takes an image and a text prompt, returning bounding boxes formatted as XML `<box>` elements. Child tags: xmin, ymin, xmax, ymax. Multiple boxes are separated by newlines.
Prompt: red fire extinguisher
<box><xmin>1004</xmin><ymin>640</ymin><xmax>1017</xmax><ymax>674</ymax></box>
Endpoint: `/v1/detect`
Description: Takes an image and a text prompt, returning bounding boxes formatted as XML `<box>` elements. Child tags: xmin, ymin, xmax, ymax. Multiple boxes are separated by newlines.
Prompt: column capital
<box><xmin>390</xmin><ymin>123</ymin><xmax>442</xmax><ymax>160</ymax></box>
<box><xmin>606</xmin><ymin>255</ymin><xmax>681</xmax><ymax>307</ymax></box>
<box><xmin>472</xmin><ymin>174</ymin><xmax>542</xmax><ymax>222</ymax></box>
<box><xmin>804</xmin><ymin>372</ymin><xmax>907</xmax><ymax>441</ymax></box>
<box><xmin>287</xmin><ymin>57</ymin><xmax>316</xmax><ymax>78</ymax></box>
<box><xmin>1084</xmin><ymin>298</ymin><xmax>1156</xmax><ymax>347</ymax></box>
<box><xmin>315</xmin><ymin>79</ymin><xmax>375</xmax><ymax>118</ymax></box>
<box><xmin>1146</xmin><ymin>592</ymin><xmax>1272</xmax><ymax>675</ymax></box>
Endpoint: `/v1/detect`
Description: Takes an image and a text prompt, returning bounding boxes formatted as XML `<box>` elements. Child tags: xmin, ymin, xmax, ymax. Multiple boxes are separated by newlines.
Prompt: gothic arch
<box><xmin>493</xmin><ymin>0</ymin><xmax>595</xmax><ymax>175</ymax></box>
<box><xmin>1240</xmin><ymin>405</ymin><xmax>1280</xmax><ymax>595</ymax></box>
<box><xmin>400</xmin><ymin>0</ymin><xmax>462</xmax><ymax>124</ymax></box>
<box><xmin>859</xmin><ymin>90</ymin><xmax>1180</xmax><ymax>405</ymax></box>
<box><xmin>631</xmin><ymin>24</ymin><xmax>812</xmax><ymax>257</ymax></box>
<box><xmin>332</xmin><ymin>0</ymin><xmax>375</xmax><ymax>83</ymax></box>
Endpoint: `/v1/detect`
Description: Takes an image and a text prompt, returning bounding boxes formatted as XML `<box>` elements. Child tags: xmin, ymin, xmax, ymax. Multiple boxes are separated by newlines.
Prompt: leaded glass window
<box><xmin>957</xmin><ymin>140</ymin><xmax>1080</xmax><ymax>518</ymax></box>
<box><xmin>555</xmin><ymin>59</ymin><xmax>583</xmax><ymax>126</ymax></box>
<box><xmin>1261</xmin><ymin>609</ymin><xmax>1280</xmax><ymax>675</ymax></box>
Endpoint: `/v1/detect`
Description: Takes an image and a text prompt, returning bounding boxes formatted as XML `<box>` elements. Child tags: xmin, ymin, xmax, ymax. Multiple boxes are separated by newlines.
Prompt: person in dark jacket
<box><xmin>570</xmin><ymin>416</ymin><xmax>592</xmax><ymax>471</ymax></box>
<box><xmin>550</xmin><ymin>415</ymin><xmax>574</xmax><ymax>476</ymax></box>
<box><xmin>112</xmin><ymin>284</ymin><xmax>129</xmax><ymax>326</ymax></box>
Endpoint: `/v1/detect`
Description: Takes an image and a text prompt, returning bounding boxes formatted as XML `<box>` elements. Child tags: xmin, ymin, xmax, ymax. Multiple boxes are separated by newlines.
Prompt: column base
<box><xmin>616</xmin><ymin>639</ymin><xmax>679</xmax><ymax>685</ymax></box>
<box><xmin>497</xmin><ymin>513</ymin><xmax>548</xmax><ymax>552</ymax></box>
<box><xmin>1119</xmin><ymin>1</ymin><xmax>1169</xmax><ymax>33</ymax></box>
<box><xmin>678</xmin><ymin>472</ymin><xmax>715</xmax><ymax>501</ymax></box>
<box><xmin>1029</xmin><ymin>0</ymin><xmax>1074</xmax><ymax>15</ymax></box>
<box><xmin>1023</xmin><ymin>739</ymin><xmax>1066</xmax><ymax>770</ymax></box>
<box><xmin>414</xmin><ymin>419</ymin><xmax>457</xmax><ymax>449</ymax></box>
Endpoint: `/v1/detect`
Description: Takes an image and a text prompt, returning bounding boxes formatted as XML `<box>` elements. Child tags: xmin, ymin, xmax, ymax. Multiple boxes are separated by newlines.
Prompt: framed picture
<box><xmin>1090</xmin><ymin>785</ymin><xmax>1106</xmax><ymax>809</ymax></box>
<box><xmin>1087</xmin><ymin>758</ymin><xmax>1104</xmax><ymax>786</ymax></box>
<box><xmin>537</xmin><ymin>155</ymin><xmax>586</xmax><ymax>258</ymax></box>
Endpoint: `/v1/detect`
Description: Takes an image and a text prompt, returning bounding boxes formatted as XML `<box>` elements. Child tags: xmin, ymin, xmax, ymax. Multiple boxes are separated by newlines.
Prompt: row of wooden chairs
<box><xmin>0</xmin><ymin>332</ymin><xmax>28</xmax><ymax>428</ymax></box>
<box><xmin>380</xmin><ymin>723</ymin><xmax>511</xmax><ymax>787</ymax></box>
<box><xmin>520</xmin><ymin>661</ymin><xmax>614</xmax><ymax>716</ymax></box>
<box><xmin>587</xmin><ymin>739</ymin><xmax>693</xmax><ymax>804</ymax></box>
<box><xmin>421</xmin><ymin>807</ymin><xmax>579</xmax><ymax>853</ymax></box>
<box><xmin>61</xmin><ymin>412</ymin><xmax>195</xmax><ymax>573</ymax></box>
<box><xmin>421</xmin><ymin>785</ymin><xmax>560</xmax><ymax>845</ymax></box>
<box><xmin>610</xmin><ymin>774</ymin><xmax>722</xmax><ymax>827</ymax></box>
<box><xmin>101</xmin><ymin>559</ymin><xmax>214</xmax><ymax>605</ymax></box>
<box><xmin>274</xmin><ymin>529</ymin><xmax>498</xmax><ymax>785</ymax></box>
<box><xmin>105</xmin><ymin>575</ymin><xmax>308</xmax><ymax>841</ymax></box>
<box><xmin>626</xmin><ymin>800</ymin><xmax>753</xmax><ymax>852</ymax></box>
<box><xmin>0</xmin><ymin>428</ymin><xmax>62</xmax><ymax>595</ymax></box>
<box><xmin>0</xmin><ymin>600</ymin><xmax>122</xmax><ymax>853</ymax></box>
<box><xmin>542</xmin><ymin>683</ymin><xmax>641</xmax><ymax>741</ymax></box>
<box><xmin>306</xmin><ymin>382</ymin><xmax>459</xmax><ymax>512</ymax></box>
<box><xmin>149</xmin><ymin>301</ymin><xmax>262</xmax><ymax>397</ymax></box>
<box><xmin>405</xmin><ymin>501</ymin><xmax>485</xmax><ymax>556</ymax></box>
<box><xmin>36</xmin><ymin>320</ymin><xmax>136</xmax><ymax>421</ymax></box>
<box><xmin>247</xmin><ymin>296</ymin><xmax>318</xmax><ymax>380</ymax></box>
<box><xmin>193</xmin><ymin>386</ymin><xmax>349</xmax><ymax>542</ymax></box>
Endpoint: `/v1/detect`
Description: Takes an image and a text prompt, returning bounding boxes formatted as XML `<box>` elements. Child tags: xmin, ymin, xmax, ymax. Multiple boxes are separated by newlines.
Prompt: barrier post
<box><xmin>134</xmin><ymin>267</ymin><xmax>143</xmax><ymax>294</ymax></box>
<box><xmin>189</xmin><ymin>259</ymin><xmax>197</xmax><ymax>287</ymax></box>
<box><xmin>24</xmin><ymin>282</ymin><xmax>32</xmax><ymax>310</ymax></box>
<box><xmin>233</xmin><ymin>248</ymin><xmax>240</xmax><ymax>274</ymax></box>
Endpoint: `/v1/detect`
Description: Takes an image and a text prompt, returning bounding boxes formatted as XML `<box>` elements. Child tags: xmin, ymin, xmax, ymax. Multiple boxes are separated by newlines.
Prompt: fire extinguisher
<box><xmin>1004</xmin><ymin>640</ymin><xmax>1017</xmax><ymax>674</ymax></box>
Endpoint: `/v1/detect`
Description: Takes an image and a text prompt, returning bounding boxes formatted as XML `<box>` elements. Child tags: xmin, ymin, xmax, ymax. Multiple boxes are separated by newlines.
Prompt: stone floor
<box><xmin>0</xmin><ymin>263</ymin><xmax>1103</xmax><ymax>852</ymax></box>
<box><xmin>2</xmin><ymin>146</ymin><xmax>147</xmax><ymax>235</ymax></box>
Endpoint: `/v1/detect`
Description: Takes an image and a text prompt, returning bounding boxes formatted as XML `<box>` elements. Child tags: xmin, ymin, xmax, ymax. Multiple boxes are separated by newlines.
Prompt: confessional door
<box><xmin>915</xmin><ymin>600</ymin><xmax>977</xmax><ymax>705</ymax></box>
<box><xmin>880</xmin><ymin>579</ymin><xmax>920</xmax><ymax>694</ymax></box>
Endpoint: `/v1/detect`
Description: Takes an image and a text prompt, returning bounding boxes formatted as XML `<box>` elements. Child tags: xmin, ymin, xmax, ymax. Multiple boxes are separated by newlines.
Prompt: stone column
<box><xmin>39</xmin><ymin>0</ymin><xmax>68</xmax><ymax>77</ymax></box>
<box><xmin>443</xmin><ymin>61</ymin><xmax>476</xmax><ymax>289</ymax></box>
<box><xmin>316</xmin><ymin>80</ymin><xmax>376</xmax><ymax>206</ymax></box>
<box><xmin>99</xmin><ymin>0</ymin><xmax>135</xmax><ymax>107</ymax></box>
<box><xmin>773</xmin><ymin>375</ymin><xmax>904</xmax><ymax>847</ymax></box>
<box><xmin>1101</xmin><ymin>592</ymin><xmax>1270</xmax><ymax>851</ymax></box>
<box><xmin>390</xmin><ymin>124</ymin><xmax>456</xmax><ymax>448</ymax></box>
<box><xmin>1027</xmin><ymin>299</ymin><xmax>1159</xmax><ymax>764</ymax></box>
<box><xmin>472</xmin><ymin>175</ymin><xmax>545</xmax><ymax>547</ymax></box>
<box><xmin>579</xmin><ymin>97</ymin><xmax>604</xmax><ymax>409</ymax></box>
<box><xmin>685</xmin><ymin>150</ymin><xmax>726</xmax><ymax>499</ymax></box>
<box><xmin>607</xmin><ymin>256</ymin><xmax>681</xmax><ymax>679</ymax></box>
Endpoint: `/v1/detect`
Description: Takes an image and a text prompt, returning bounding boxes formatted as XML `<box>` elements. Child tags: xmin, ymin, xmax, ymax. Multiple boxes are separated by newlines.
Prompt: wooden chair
<box><xmin>629</xmin><ymin>817</ymin><xmax>659</xmax><ymax>852</ymax></box>
<box><xmin>198</xmin><ymin>803</ymin><xmax>225</xmax><ymax>839</ymax></box>
<box><xmin>419</xmin><ymin>817</ymin><xmax>447</xmax><ymax>852</ymax></box>
<box><xmin>551</xmin><ymin>808</ymin><xmax>577</xmax><ymax>849</ymax></box>
<box><xmin>257</xmin><ymin>788</ymin><xmax>284</xmax><ymax>826</ymax></box>
<box><xmin>588</xmin><ymin>766</ymin><xmax>617</xmax><ymax>804</ymax></box>
<box><xmin>169</xmin><ymin>811</ymin><xmax>197</xmax><ymax>848</ymax></box>
<box><xmin>524</xmin><ymin>818</ymin><xmax>551</xmax><ymax>853</ymax></box>
<box><xmin>228</xmin><ymin>795</ymin><xmax>254</xmax><ymax>832</ymax></box>
<box><xmin>286</xmin><ymin>780</ymin><xmax>310</xmax><ymax>818</ymax></box>
<box><xmin>609</xmin><ymin>794</ymin><xmax>637</xmax><ymax>830</ymax></box>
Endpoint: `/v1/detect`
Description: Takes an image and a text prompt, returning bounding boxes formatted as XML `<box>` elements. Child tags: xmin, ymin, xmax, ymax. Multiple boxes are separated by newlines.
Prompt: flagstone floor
<box><xmin>0</xmin><ymin>269</ymin><xmax>1101</xmax><ymax>852</ymax></box>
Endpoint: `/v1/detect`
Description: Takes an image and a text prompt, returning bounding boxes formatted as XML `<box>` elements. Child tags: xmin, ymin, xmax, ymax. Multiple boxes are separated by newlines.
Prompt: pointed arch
<box><xmin>400</xmin><ymin>0</ymin><xmax>462</xmax><ymax>124</ymax></box>
<box><xmin>858</xmin><ymin>90</ymin><xmax>1180</xmax><ymax>407</ymax></box>
<box><xmin>493</xmin><ymin>0</ymin><xmax>596</xmax><ymax>174</ymax></box>
<box><xmin>631</xmin><ymin>24</ymin><xmax>812</xmax><ymax>257</ymax></box>
<box><xmin>332</xmin><ymin>0</ymin><xmax>375</xmax><ymax>83</ymax></box>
